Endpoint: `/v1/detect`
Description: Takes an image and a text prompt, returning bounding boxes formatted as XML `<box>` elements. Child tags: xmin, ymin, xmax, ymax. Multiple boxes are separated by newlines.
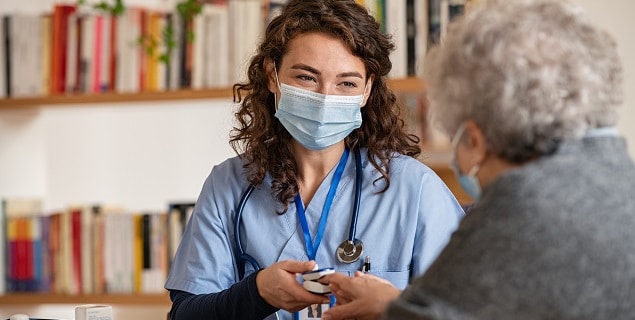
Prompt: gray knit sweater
<box><xmin>384</xmin><ymin>135</ymin><xmax>635</xmax><ymax>320</ymax></box>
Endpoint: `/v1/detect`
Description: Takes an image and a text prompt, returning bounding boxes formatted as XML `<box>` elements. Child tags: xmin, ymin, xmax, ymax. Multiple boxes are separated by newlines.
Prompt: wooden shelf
<box><xmin>0</xmin><ymin>293</ymin><xmax>170</xmax><ymax>305</ymax></box>
<box><xmin>0</xmin><ymin>87</ymin><xmax>235</xmax><ymax>109</ymax></box>
<box><xmin>0</xmin><ymin>78</ymin><xmax>425</xmax><ymax>110</ymax></box>
<box><xmin>387</xmin><ymin>77</ymin><xmax>426</xmax><ymax>93</ymax></box>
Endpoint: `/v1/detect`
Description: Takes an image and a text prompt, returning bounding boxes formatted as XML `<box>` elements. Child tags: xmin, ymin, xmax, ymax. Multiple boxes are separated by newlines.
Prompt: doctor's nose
<box><xmin>316</xmin><ymin>85</ymin><xmax>330</xmax><ymax>95</ymax></box>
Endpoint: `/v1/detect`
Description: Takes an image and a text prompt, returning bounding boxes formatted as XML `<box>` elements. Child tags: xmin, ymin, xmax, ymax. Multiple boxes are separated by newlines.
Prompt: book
<box><xmin>79</xmin><ymin>14</ymin><xmax>95</xmax><ymax>93</ymax></box>
<box><xmin>48</xmin><ymin>211</ymin><xmax>62</xmax><ymax>293</ymax></box>
<box><xmin>201</xmin><ymin>2</ymin><xmax>229</xmax><ymax>88</ymax></box>
<box><xmin>228</xmin><ymin>0</ymin><xmax>262</xmax><ymax>84</ymax></box>
<box><xmin>140</xmin><ymin>212</ymin><xmax>168</xmax><ymax>293</ymax></box>
<box><xmin>406</xmin><ymin>0</ymin><xmax>417</xmax><ymax>76</ymax></box>
<box><xmin>92</xmin><ymin>14</ymin><xmax>104</xmax><ymax>93</ymax></box>
<box><xmin>2</xmin><ymin>198</ymin><xmax>43</xmax><ymax>293</ymax></box>
<box><xmin>107</xmin><ymin>14</ymin><xmax>117</xmax><ymax>92</ymax></box>
<box><xmin>7</xmin><ymin>216</ymin><xmax>34</xmax><ymax>292</ymax></box>
<box><xmin>414</xmin><ymin>0</ymin><xmax>428</xmax><ymax>77</ymax></box>
<box><xmin>75</xmin><ymin>304</ymin><xmax>113</xmax><ymax>320</ymax></box>
<box><xmin>191</xmin><ymin>12</ymin><xmax>205</xmax><ymax>90</ymax></box>
<box><xmin>41</xmin><ymin>14</ymin><xmax>52</xmax><ymax>96</ymax></box>
<box><xmin>103</xmin><ymin>210</ymin><xmax>134</xmax><ymax>293</ymax></box>
<box><xmin>385</xmin><ymin>0</ymin><xmax>407</xmax><ymax>78</ymax></box>
<box><xmin>2</xmin><ymin>16</ymin><xmax>11</xmax><ymax>97</ymax></box>
<box><xmin>65</xmin><ymin>12</ymin><xmax>79</xmax><ymax>93</ymax></box>
<box><xmin>9</xmin><ymin>15</ymin><xmax>43</xmax><ymax>97</ymax></box>
<box><xmin>80</xmin><ymin>205</ymin><xmax>99</xmax><ymax>294</ymax></box>
<box><xmin>0</xmin><ymin>198</ymin><xmax>4</xmax><ymax>293</ymax></box>
<box><xmin>167</xmin><ymin>202</ymin><xmax>195</xmax><ymax>267</ymax></box>
<box><xmin>166</xmin><ymin>12</ymin><xmax>182</xmax><ymax>90</ymax></box>
<box><xmin>0</xmin><ymin>15</ymin><xmax>6</xmax><ymax>99</ymax></box>
<box><xmin>50</xmin><ymin>4</ymin><xmax>77</xmax><ymax>95</ymax></box>
<box><xmin>115</xmin><ymin>7</ymin><xmax>142</xmax><ymax>93</ymax></box>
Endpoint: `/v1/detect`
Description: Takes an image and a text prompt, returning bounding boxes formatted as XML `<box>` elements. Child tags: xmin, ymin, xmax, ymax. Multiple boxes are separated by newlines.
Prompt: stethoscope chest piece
<box><xmin>336</xmin><ymin>239</ymin><xmax>364</xmax><ymax>263</ymax></box>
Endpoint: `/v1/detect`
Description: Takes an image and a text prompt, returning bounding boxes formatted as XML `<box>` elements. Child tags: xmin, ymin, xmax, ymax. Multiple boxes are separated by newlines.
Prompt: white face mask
<box><xmin>450</xmin><ymin>123</ymin><xmax>482</xmax><ymax>200</ymax></box>
<box><xmin>273</xmin><ymin>69</ymin><xmax>365</xmax><ymax>150</ymax></box>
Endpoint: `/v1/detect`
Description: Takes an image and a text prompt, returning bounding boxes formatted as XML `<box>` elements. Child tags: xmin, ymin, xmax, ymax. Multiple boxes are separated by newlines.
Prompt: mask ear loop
<box><xmin>273</xmin><ymin>62</ymin><xmax>281</xmax><ymax>110</ymax></box>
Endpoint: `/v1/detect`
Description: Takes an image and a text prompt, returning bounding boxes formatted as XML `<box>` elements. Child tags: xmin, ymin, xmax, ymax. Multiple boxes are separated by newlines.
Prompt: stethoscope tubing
<box><xmin>235</xmin><ymin>184</ymin><xmax>256</xmax><ymax>279</ymax></box>
<box><xmin>349</xmin><ymin>148</ymin><xmax>362</xmax><ymax>242</ymax></box>
<box><xmin>234</xmin><ymin>148</ymin><xmax>362</xmax><ymax>279</ymax></box>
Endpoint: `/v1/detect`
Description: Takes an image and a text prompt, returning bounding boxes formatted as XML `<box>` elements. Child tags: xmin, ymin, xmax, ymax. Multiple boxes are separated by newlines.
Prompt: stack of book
<box><xmin>0</xmin><ymin>198</ymin><xmax>195</xmax><ymax>296</ymax></box>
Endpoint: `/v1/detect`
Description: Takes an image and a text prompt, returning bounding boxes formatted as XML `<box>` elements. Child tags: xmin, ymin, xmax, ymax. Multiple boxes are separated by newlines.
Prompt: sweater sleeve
<box><xmin>168</xmin><ymin>271</ymin><xmax>279</xmax><ymax>320</ymax></box>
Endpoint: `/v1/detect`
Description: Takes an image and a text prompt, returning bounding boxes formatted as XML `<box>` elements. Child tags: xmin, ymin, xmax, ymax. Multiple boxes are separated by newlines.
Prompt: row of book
<box><xmin>0</xmin><ymin>0</ymin><xmax>266</xmax><ymax>99</ymax></box>
<box><xmin>0</xmin><ymin>198</ymin><xmax>195</xmax><ymax>295</ymax></box>
<box><xmin>0</xmin><ymin>0</ymin><xmax>469</xmax><ymax>99</ymax></box>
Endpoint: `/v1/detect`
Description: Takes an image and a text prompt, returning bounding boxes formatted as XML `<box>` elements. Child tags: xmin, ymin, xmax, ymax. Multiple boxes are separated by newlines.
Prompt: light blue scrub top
<box><xmin>165</xmin><ymin>149</ymin><xmax>464</xmax><ymax>319</ymax></box>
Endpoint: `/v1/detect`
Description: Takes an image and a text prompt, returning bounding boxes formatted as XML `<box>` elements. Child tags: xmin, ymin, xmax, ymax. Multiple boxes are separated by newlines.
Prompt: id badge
<box><xmin>294</xmin><ymin>295</ymin><xmax>335</xmax><ymax>320</ymax></box>
<box><xmin>295</xmin><ymin>303</ymin><xmax>330</xmax><ymax>320</ymax></box>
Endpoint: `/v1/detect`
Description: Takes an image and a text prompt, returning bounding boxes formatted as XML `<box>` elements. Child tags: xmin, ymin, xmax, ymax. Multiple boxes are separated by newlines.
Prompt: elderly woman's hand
<box><xmin>320</xmin><ymin>271</ymin><xmax>401</xmax><ymax>320</ymax></box>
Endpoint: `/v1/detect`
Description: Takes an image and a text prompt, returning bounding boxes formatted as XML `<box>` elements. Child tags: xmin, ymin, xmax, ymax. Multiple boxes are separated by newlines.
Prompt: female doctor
<box><xmin>164</xmin><ymin>0</ymin><xmax>464</xmax><ymax>319</ymax></box>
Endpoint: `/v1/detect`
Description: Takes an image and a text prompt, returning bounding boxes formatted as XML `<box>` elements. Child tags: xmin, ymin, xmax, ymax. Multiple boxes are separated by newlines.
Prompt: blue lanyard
<box><xmin>295</xmin><ymin>148</ymin><xmax>350</xmax><ymax>261</ymax></box>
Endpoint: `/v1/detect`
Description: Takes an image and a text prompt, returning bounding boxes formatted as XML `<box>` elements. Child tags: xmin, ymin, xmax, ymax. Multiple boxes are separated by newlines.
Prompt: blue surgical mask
<box><xmin>450</xmin><ymin>124</ymin><xmax>482</xmax><ymax>201</ymax></box>
<box><xmin>274</xmin><ymin>80</ymin><xmax>364</xmax><ymax>150</ymax></box>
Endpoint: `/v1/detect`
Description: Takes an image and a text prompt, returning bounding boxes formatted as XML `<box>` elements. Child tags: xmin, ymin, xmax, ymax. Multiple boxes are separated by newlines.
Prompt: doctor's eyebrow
<box><xmin>290</xmin><ymin>63</ymin><xmax>364</xmax><ymax>79</ymax></box>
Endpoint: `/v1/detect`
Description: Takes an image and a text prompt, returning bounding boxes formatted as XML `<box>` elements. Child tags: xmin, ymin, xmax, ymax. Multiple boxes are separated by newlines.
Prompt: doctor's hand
<box><xmin>256</xmin><ymin>260</ymin><xmax>330</xmax><ymax>312</ymax></box>
<box><xmin>320</xmin><ymin>271</ymin><xmax>401</xmax><ymax>320</ymax></box>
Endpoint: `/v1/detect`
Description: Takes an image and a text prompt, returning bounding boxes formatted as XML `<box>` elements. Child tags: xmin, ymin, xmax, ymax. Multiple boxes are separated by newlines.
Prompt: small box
<box><xmin>75</xmin><ymin>304</ymin><xmax>113</xmax><ymax>320</ymax></box>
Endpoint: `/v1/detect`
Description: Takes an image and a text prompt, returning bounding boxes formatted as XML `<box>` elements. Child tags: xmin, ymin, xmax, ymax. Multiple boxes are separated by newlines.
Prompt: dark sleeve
<box><xmin>168</xmin><ymin>271</ymin><xmax>279</xmax><ymax>320</ymax></box>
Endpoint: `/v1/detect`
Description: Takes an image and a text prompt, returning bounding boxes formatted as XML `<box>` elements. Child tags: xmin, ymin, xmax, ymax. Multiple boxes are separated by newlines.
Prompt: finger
<box><xmin>321</xmin><ymin>271</ymin><xmax>351</xmax><ymax>285</ymax></box>
<box><xmin>329</xmin><ymin>286</ymin><xmax>352</xmax><ymax>304</ymax></box>
<box><xmin>279</xmin><ymin>259</ymin><xmax>318</xmax><ymax>274</ymax></box>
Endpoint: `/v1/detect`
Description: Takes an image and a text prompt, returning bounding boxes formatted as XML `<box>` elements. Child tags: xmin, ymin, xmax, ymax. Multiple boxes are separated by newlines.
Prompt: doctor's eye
<box><xmin>341</xmin><ymin>81</ymin><xmax>357</xmax><ymax>88</ymax></box>
<box><xmin>297</xmin><ymin>75</ymin><xmax>317</xmax><ymax>83</ymax></box>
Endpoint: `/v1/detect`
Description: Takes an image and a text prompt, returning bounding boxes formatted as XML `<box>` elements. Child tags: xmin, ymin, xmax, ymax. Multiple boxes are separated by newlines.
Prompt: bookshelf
<box><xmin>0</xmin><ymin>78</ymin><xmax>424</xmax><ymax>109</ymax></box>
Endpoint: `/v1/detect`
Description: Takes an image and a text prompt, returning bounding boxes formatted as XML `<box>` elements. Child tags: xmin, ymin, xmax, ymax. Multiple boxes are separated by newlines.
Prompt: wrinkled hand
<box><xmin>256</xmin><ymin>260</ymin><xmax>330</xmax><ymax>312</ymax></box>
<box><xmin>320</xmin><ymin>271</ymin><xmax>401</xmax><ymax>320</ymax></box>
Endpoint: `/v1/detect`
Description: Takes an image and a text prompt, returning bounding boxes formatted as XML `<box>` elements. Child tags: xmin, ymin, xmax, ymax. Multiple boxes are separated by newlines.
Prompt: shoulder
<box><xmin>383</xmin><ymin>152</ymin><xmax>444</xmax><ymax>186</ymax></box>
<box><xmin>362</xmin><ymin>150</ymin><xmax>452</xmax><ymax>195</ymax></box>
<box><xmin>206</xmin><ymin>155</ymin><xmax>247</xmax><ymax>182</ymax></box>
<box><xmin>362</xmin><ymin>149</ymin><xmax>434</xmax><ymax>175</ymax></box>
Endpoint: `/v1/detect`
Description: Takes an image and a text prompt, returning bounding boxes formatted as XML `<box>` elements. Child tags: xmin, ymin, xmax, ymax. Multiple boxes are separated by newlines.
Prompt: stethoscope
<box><xmin>234</xmin><ymin>148</ymin><xmax>364</xmax><ymax>280</ymax></box>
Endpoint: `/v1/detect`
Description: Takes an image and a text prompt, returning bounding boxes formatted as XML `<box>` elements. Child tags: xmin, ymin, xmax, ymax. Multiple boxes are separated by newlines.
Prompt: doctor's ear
<box><xmin>264</xmin><ymin>59</ymin><xmax>278</xmax><ymax>94</ymax></box>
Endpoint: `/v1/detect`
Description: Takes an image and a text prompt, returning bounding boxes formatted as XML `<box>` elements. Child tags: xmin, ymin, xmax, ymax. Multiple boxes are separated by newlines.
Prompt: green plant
<box><xmin>141</xmin><ymin>0</ymin><xmax>202</xmax><ymax>64</ymax></box>
<box><xmin>77</xmin><ymin>0</ymin><xmax>202</xmax><ymax>64</ymax></box>
<box><xmin>78</xmin><ymin>0</ymin><xmax>125</xmax><ymax>16</ymax></box>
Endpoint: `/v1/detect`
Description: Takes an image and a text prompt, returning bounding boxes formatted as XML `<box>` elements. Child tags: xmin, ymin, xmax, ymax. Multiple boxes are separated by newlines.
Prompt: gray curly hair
<box><xmin>425</xmin><ymin>0</ymin><xmax>623</xmax><ymax>163</ymax></box>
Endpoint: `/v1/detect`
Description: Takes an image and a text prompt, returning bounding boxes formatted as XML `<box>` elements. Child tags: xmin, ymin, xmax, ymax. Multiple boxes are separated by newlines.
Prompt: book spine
<box><xmin>92</xmin><ymin>15</ymin><xmax>103</xmax><ymax>94</ymax></box>
<box><xmin>71</xmin><ymin>208</ymin><xmax>83</xmax><ymax>294</ymax></box>
<box><xmin>3</xmin><ymin>16</ymin><xmax>11</xmax><ymax>97</ymax></box>
<box><xmin>406</xmin><ymin>0</ymin><xmax>416</xmax><ymax>76</ymax></box>
<box><xmin>108</xmin><ymin>15</ymin><xmax>117</xmax><ymax>92</ymax></box>
<box><xmin>50</xmin><ymin>5</ymin><xmax>76</xmax><ymax>95</ymax></box>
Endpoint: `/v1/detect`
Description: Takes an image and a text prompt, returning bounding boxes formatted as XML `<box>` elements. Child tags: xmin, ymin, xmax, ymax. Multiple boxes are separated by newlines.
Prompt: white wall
<box><xmin>574</xmin><ymin>0</ymin><xmax>635</xmax><ymax>158</ymax></box>
<box><xmin>0</xmin><ymin>100</ymin><xmax>236</xmax><ymax>212</ymax></box>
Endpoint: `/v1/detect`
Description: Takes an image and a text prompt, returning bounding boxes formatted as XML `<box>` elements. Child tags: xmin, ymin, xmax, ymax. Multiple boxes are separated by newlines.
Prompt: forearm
<box><xmin>168</xmin><ymin>271</ymin><xmax>279</xmax><ymax>320</ymax></box>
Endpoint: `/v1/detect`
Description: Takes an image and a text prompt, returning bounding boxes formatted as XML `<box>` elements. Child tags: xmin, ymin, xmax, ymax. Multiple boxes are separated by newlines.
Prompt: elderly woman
<box><xmin>322</xmin><ymin>0</ymin><xmax>635</xmax><ymax>319</ymax></box>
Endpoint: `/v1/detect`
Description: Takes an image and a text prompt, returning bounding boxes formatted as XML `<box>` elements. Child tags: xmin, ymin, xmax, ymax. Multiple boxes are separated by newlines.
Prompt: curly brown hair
<box><xmin>230</xmin><ymin>0</ymin><xmax>420</xmax><ymax>212</ymax></box>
